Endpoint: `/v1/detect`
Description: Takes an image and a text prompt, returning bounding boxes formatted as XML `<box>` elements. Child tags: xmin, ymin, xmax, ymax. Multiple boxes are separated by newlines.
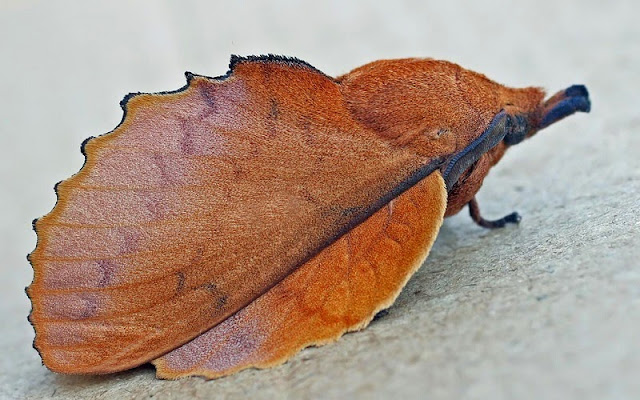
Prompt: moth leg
<box><xmin>468</xmin><ymin>197</ymin><xmax>521</xmax><ymax>229</ymax></box>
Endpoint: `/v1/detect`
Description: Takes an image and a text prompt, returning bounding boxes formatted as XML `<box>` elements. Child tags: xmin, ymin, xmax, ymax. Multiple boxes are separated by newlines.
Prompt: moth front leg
<box><xmin>468</xmin><ymin>196</ymin><xmax>521</xmax><ymax>229</ymax></box>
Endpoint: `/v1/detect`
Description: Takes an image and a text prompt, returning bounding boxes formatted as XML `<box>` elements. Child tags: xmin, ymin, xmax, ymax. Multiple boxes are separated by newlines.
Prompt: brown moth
<box><xmin>27</xmin><ymin>55</ymin><xmax>590</xmax><ymax>379</ymax></box>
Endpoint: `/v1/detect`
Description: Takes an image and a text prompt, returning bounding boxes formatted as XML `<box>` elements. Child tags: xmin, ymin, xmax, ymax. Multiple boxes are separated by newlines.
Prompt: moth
<box><xmin>27</xmin><ymin>55</ymin><xmax>590</xmax><ymax>379</ymax></box>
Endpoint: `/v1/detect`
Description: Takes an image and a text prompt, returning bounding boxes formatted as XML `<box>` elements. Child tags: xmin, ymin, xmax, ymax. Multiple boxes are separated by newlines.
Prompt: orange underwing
<box><xmin>27</xmin><ymin>55</ymin><xmax>590</xmax><ymax>379</ymax></box>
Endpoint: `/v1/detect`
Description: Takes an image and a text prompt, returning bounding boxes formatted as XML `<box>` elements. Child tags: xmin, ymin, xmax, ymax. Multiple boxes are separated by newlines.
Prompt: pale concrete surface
<box><xmin>1</xmin><ymin>1</ymin><xmax>638</xmax><ymax>399</ymax></box>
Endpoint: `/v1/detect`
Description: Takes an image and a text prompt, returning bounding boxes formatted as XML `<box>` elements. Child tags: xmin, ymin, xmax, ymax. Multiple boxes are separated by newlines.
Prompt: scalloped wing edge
<box><xmin>25</xmin><ymin>53</ymin><xmax>327</xmax><ymax>369</ymax></box>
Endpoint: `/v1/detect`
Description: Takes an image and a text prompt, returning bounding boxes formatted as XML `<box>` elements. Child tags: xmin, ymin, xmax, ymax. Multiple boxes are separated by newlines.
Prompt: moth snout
<box><xmin>502</xmin><ymin>84</ymin><xmax>591</xmax><ymax>147</ymax></box>
<box><xmin>539</xmin><ymin>84</ymin><xmax>591</xmax><ymax>130</ymax></box>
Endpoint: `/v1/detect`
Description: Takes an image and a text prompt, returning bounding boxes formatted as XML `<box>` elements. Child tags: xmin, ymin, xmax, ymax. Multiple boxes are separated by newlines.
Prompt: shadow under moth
<box><xmin>27</xmin><ymin>55</ymin><xmax>590</xmax><ymax>379</ymax></box>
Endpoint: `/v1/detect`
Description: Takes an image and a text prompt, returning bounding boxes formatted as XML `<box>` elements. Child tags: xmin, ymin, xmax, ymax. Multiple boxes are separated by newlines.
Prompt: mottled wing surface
<box><xmin>27</xmin><ymin>58</ymin><xmax>442</xmax><ymax>374</ymax></box>
<box><xmin>154</xmin><ymin>172</ymin><xmax>446</xmax><ymax>379</ymax></box>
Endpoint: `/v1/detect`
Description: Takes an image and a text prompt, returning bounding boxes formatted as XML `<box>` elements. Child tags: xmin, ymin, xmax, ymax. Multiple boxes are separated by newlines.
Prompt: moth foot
<box><xmin>501</xmin><ymin>211</ymin><xmax>522</xmax><ymax>226</ymax></box>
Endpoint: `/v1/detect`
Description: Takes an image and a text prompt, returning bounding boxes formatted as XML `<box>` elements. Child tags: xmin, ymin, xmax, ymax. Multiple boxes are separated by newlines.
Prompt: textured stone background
<box><xmin>1</xmin><ymin>1</ymin><xmax>638</xmax><ymax>399</ymax></box>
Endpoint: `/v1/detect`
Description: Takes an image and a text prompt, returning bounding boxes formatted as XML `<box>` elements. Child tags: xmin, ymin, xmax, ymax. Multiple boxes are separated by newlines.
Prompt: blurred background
<box><xmin>1</xmin><ymin>0</ymin><xmax>638</xmax><ymax>399</ymax></box>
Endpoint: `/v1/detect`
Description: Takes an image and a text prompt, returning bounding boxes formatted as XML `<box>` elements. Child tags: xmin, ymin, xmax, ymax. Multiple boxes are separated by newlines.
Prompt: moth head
<box><xmin>339</xmin><ymin>58</ymin><xmax>589</xmax><ymax>214</ymax></box>
<box><xmin>338</xmin><ymin>58</ymin><xmax>547</xmax><ymax>159</ymax></box>
<box><xmin>443</xmin><ymin>83</ymin><xmax>591</xmax><ymax>216</ymax></box>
